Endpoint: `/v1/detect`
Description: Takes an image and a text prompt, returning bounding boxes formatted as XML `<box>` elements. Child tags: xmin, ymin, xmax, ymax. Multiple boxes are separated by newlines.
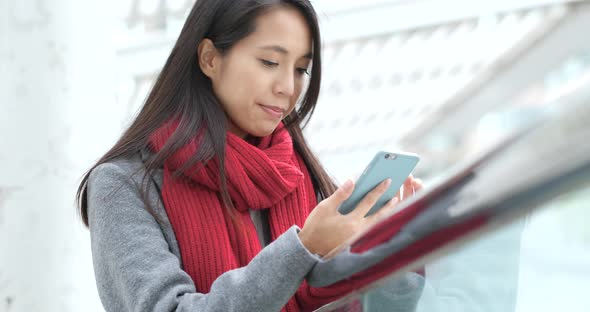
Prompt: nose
<box><xmin>273</xmin><ymin>71</ymin><xmax>295</xmax><ymax>97</ymax></box>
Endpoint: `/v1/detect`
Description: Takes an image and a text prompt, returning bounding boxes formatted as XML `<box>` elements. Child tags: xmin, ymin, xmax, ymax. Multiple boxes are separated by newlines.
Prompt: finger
<box><xmin>412</xmin><ymin>178</ymin><xmax>424</xmax><ymax>192</ymax></box>
<box><xmin>365</xmin><ymin>196</ymin><xmax>399</xmax><ymax>224</ymax></box>
<box><xmin>325</xmin><ymin>179</ymin><xmax>355</xmax><ymax>208</ymax></box>
<box><xmin>402</xmin><ymin>175</ymin><xmax>413</xmax><ymax>200</ymax></box>
<box><xmin>350</xmin><ymin>178</ymin><xmax>391</xmax><ymax>218</ymax></box>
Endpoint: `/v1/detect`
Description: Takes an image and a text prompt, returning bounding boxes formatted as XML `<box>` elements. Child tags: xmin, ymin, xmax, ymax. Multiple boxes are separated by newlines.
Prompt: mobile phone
<box><xmin>338</xmin><ymin>151</ymin><xmax>420</xmax><ymax>217</ymax></box>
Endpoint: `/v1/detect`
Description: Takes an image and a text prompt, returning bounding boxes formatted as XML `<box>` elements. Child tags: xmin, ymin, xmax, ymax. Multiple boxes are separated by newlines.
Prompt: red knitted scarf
<box><xmin>150</xmin><ymin>121</ymin><xmax>368</xmax><ymax>311</ymax></box>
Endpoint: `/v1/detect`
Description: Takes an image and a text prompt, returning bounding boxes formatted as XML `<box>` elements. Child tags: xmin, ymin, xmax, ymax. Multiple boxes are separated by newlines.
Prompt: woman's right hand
<box><xmin>298</xmin><ymin>179</ymin><xmax>399</xmax><ymax>257</ymax></box>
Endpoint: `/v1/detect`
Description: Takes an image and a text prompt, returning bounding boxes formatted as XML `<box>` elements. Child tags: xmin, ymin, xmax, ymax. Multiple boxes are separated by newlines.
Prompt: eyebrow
<box><xmin>258</xmin><ymin>45</ymin><xmax>313</xmax><ymax>59</ymax></box>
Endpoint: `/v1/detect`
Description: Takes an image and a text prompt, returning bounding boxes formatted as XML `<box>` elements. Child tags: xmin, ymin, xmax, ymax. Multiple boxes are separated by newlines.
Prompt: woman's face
<box><xmin>199</xmin><ymin>6</ymin><xmax>312</xmax><ymax>138</ymax></box>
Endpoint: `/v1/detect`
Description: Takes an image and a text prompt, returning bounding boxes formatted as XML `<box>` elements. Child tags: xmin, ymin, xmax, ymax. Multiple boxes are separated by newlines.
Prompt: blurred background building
<box><xmin>1</xmin><ymin>0</ymin><xmax>589</xmax><ymax>311</ymax></box>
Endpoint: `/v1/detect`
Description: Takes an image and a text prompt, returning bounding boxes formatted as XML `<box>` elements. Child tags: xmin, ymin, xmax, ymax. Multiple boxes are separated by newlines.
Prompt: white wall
<box><xmin>0</xmin><ymin>1</ymin><xmax>124</xmax><ymax>311</ymax></box>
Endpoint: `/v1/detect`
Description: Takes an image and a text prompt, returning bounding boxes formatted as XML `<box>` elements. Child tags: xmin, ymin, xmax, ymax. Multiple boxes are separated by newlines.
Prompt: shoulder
<box><xmin>86</xmin><ymin>154</ymin><xmax>158</xmax><ymax>215</ymax></box>
<box><xmin>89</xmin><ymin>155</ymin><xmax>146</xmax><ymax>186</ymax></box>
<box><xmin>86</xmin><ymin>153</ymin><xmax>165</xmax><ymax>231</ymax></box>
<box><xmin>89</xmin><ymin>147</ymin><xmax>163</xmax><ymax>188</ymax></box>
<box><xmin>86</xmin><ymin>153</ymin><xmax>182</xmax><ymax>267</ymax></box>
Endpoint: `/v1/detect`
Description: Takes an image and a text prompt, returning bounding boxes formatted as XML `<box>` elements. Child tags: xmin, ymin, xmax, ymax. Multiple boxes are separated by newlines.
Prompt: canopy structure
<box><xmin>303</xmin><ymin>0</ymin><xmax>590</xmax><ymax>179</ymax></box>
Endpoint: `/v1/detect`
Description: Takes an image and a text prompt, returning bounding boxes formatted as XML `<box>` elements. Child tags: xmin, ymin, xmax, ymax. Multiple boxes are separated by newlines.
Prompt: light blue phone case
<box><xmin>338</xmin><ymin>151</ymin><xmax>420</xmax><ymax>216</ymax></box>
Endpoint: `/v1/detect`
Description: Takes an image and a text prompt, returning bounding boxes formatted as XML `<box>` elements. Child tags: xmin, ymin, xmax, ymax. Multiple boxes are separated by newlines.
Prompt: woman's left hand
<box><xmin>379</xmin><ymin>175</ymin><xmax>423</xmax><ymax>218</ymax></box>
<box><xmin>365</xmin><ymin>175</ymin><xmax>424</xmax><ymax>221</ymax></box>
<box><xmin>396</xmin><ymin>175</ymin><xmax>424</xmax><ymax>201</ymax></box>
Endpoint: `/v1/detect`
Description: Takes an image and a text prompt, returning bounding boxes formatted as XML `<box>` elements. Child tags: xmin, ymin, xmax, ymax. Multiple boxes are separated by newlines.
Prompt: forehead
<box><xmin>237</xmin><ymin>6</ymin><xmax>313</xmax><ymax>57</ymax></box>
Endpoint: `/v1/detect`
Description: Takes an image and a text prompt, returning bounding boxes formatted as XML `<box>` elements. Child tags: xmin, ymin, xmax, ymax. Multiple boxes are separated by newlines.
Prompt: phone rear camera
<box><xmin>385</xmin><ymin>153</ymin><xmax>397</xmax><ymax>160</ymax></box>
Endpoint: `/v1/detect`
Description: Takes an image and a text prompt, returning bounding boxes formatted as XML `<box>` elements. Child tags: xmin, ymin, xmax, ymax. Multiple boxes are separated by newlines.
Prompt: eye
<box><xmin>259</xmin><ymin>59</ymin><xmax>278</xmax><ymax>67</ymax></box>
<box><xmin>296</xmin><ymin>67</ymin><xmax>310</xmax><ymax>76</ymax></box>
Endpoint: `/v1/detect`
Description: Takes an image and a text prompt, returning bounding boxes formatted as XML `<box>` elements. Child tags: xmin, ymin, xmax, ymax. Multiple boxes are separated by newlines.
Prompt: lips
<box><xmin>258</xmin><ymin>103</ymin><xmax>286</xmax><ymax>119</ymax></box>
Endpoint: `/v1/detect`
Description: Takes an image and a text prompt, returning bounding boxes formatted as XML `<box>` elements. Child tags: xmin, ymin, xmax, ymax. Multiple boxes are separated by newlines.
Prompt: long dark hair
<box><xmin>76</xmin><ymin>0</ymin><xmax>336</xmax><ymax>227</ymax></box>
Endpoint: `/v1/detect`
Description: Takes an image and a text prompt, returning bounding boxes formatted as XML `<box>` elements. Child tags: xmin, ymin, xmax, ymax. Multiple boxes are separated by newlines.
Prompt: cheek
<box><xmin>295</xmin><ymin>79</ymin><xmax>305</xmax><ymax>96</ymax></box>
<box><xmin>291</xmin><ymin>79</ymin><xmax>306</xmax><ymax>102</ymax></box>
<box><xmin>216</xmin><ymin>69</ymin><xmax>253</xmax><ymax>108</ymax></box>
<box><xmin>225</xmin><ymin>64</ymin><xmax>263</xmax><ymax>100</ymax></box>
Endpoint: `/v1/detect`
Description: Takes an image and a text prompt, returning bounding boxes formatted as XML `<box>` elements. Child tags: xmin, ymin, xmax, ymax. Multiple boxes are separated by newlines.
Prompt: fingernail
<box><xmin>391</xmin><ymin>197</ymin><xmax>399</xmax><ymax>205</ymax></box>
<box><xmin>384</xmin><ymin>179</ymin><xmax>391</xmax><ymax>187</ymax></box>
<box><xmin>342</xmin><ymin>179</ymin><xmax>353</xmax><ymax>191</ymax></box>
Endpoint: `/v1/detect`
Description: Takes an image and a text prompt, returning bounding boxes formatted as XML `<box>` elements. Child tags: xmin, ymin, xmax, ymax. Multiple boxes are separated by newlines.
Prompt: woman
<box><xmin>77</xmin><ymin>0</ymin><xmax>423</xmax><ymax>311</ymax></box>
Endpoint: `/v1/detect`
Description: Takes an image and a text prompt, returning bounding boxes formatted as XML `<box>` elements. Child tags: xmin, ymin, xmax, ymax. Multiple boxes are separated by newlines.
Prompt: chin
<box><xmin>249</xmin><ymin>122</ymin><xmax>281</xmax><ymax>138</ymax></box>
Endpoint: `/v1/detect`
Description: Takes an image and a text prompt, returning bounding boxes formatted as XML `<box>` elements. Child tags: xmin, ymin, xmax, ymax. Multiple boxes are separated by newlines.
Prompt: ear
<box><xmin>198</xmin><ymin>38</ymin><xmax>221</xmax><ymax>79</ymax></box>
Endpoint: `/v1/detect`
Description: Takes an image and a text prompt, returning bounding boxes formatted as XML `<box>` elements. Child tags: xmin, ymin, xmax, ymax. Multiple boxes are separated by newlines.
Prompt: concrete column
<box><xmin>0</xmin><ymin>1</ymin><xmax>124</xmax><ymax>311</ymax></box>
